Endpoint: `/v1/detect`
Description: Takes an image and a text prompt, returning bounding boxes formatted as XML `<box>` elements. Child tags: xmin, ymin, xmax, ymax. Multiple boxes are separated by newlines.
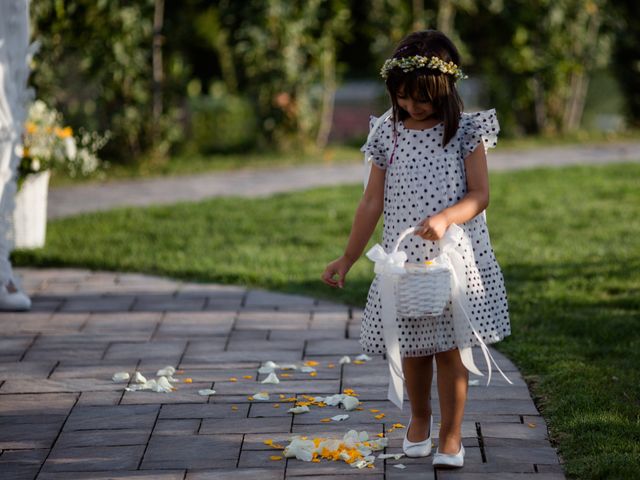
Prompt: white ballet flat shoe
<box><xmin>0</xmin><ymin>282</ymin><xmax>31</xmax><ymax>311</ymax></box>
<box><xmin>432</xmin><ymin>442</ymin><xmax>465</xmax><ymax>468</ymax></box>
<box><xmin>402</xmin><ymin>415</ymin><xmax>432</xmax><ymax>457</ymax></box>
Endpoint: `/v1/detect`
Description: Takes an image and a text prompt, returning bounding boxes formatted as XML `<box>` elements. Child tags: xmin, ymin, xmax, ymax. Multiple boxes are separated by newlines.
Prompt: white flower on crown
<box><xmin>380</xmin><ymin>55</ymin><xmax>468</xmax><ymax>81</ymax></box>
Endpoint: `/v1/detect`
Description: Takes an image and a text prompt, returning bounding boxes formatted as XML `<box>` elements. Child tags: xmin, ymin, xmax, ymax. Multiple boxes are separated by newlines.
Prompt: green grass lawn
<box><xmin>14</xmin><ymin>163</ymin><xmax>640</xmax><ymax>479</ymax></box>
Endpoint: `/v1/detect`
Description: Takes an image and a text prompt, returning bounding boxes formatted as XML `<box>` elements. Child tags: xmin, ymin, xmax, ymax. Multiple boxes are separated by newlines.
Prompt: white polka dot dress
<box><xmin>359</xmin><ymin>109</ymin><xmax>511</xmax><ymax>357</ymax></box>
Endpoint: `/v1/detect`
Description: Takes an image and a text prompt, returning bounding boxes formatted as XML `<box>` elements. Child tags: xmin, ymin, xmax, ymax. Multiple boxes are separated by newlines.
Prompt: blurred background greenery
<box><xmin>29</xmin><ymin>0</ymin><xmax>640</xmax><ymax>172</ymax></box>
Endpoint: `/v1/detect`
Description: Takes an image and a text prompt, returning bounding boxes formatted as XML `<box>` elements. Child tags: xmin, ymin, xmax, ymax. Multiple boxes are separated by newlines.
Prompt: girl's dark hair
<box><xmin>385</xmin><ymin>30</ymin><xmax>464</xmax><ymax>147</ymax></box>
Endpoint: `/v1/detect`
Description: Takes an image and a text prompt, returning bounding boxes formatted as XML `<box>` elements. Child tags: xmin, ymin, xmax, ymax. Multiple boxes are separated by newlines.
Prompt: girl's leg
<box><xmin>402</xmin><ymin>355</ymin><xmax>434</xmax><ymax>441</ymax></box>
<box><xmin>435</xmin><ymin>348</ymin><xmax>469</xmax><ymax>453</ymax></box>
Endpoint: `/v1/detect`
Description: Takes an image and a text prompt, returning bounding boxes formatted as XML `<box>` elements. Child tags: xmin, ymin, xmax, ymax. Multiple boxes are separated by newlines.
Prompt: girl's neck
<box><xmin>401</xmin><ymin>114</ymin><xmax>442</xmax><ymax>130</ymax></box>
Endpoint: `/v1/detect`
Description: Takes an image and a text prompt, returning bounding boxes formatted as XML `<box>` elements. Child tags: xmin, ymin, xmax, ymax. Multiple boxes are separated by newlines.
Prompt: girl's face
<box><xmin>396</xmin><ymin>86</ymin><xmax>435</xmax><ymax>121</ymax></box>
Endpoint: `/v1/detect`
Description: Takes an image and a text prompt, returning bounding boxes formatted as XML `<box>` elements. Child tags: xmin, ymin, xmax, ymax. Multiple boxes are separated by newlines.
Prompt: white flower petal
<box><xmin>253</xmin><ymin>391</ymin><xmax>270</xmax><ymax>401</ymax></box>
<box><xmin>341</xmin><ymin>395</ymin><xmax>360</xmax><ymax>411</ymax></box>
<box><xmin>283</xmin><ymin>438</ymin><xmax>315</xmax><ymax>461</ymax></box>
<box><xmin>154</xmin><ymin>376</ymin><xmax>173</xmax><ymax>393</ymax></box>
<box><xmin>394</xmin><ymin>463</ymin><xmax>407</xmax><ymax>469</ymax></box>
<box><xmin>198</xmin><ymin>389</ymin><xmax>216</xmax><ymax>396</ymax></box>
<box><xmin>287</xmin><ymin>405</ymin><xmax>310</xmax><ymax>414</ymax></box>
<box><xmin>278</xmin><ymin>363</ymin><xmax>298</xmax><ymax>370</ymax></box>
<box><xmin>378</xmin><ymin>453</ymin><xmax>404</xmax><ymax>460</ymax></box>
<box><xmin>338</xmin><ymin>355</ymin><xmax>351</xmax><ymax>364</ymax></box>
<box><xmin>299</xmin><ymin>366</ymin><xmax>316</xmax><ymax>373</ymax></box>
<box><xmin>331</xmin><ymin>414</ymin><xmax>349</xmax><ymax>422</ymax></box>
<box><xmin>355</xmin><ymin>354</ymin><xmax>372</xmax><ymax>361</ymax></box>
<box><xmin>261</xmin><ymin>372</ymin><xmax>280</xmax><ymax>384</ymax></box>
<box><xmin>112</xmin><ymin>372</ymin><xmax>130</xmax><ymax>382</ymax></box>
<box><xmin>469</xmin><ymin>379</ymin><xmax>480</xmax><ymax>386</ymax></box>
<box><xmin>133</xmin><ymin>372</ymin><xmax>147</xmax><ymax>384</ymax></box>
<box><xmin>156</xmin><ymin>366</ymin><xmax>176</xmax><ymax>377</ymax></box>
<box><xmin>258</xmin><ymin>361</ymin><xmax>279</xmax><ymax>374</ymax></box>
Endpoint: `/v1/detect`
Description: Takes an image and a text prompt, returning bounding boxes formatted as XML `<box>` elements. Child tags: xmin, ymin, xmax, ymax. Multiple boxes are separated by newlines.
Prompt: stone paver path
<box><xmin>0</xmin><ymin>268</ymin><xmax>566</xmax><ymax>479</ymax></box>
<box><xmin>48</xmin><ymin>141</ymin><xmax>640</xmax><ymax>219</ymax></box>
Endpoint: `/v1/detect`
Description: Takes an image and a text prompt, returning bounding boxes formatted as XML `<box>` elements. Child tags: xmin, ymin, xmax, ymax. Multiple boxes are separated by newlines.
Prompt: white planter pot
<box><xmin>13</xmin><ymin>170</ymin><xmax>50</xmax><ymax>249</ymax></box>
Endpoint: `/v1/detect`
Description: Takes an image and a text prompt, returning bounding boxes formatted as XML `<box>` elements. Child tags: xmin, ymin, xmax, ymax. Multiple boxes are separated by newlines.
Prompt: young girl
<box><xmin>321</xmin><ymin>30</ymin><xmax>512</xmax><ymax>468</ymax></box>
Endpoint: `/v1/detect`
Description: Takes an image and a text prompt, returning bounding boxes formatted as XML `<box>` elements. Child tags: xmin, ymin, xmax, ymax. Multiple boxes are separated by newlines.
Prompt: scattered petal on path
<box><xmin>331</xmin><ymin>414</ymin><xmax>349</xmax><ymax>422</ymax></box>
<box><xmin>393</xmin><ymin>463</ymin><xmax>407</xmax><ymax>469</ymax></box>
<box><xmin>261</xmin><ymin>372</ymin><xmax>280</xmax><ymax>384</ymax></box>
<box><xmin>156</xmin><ymin>366</ymin><xmax>176</xmax><ymax>377</ymax></box>
<box><xmin>253</xmin><ymin>391</ymin><xmax>270</xmax><ymax>401</ymax></box>
<box><xmin>355</xmin><ymin>354</ymin><xmax>372</xmax><ymax>362</ymax></box>
<box><xmin>339</xmin><ymin>356</ymin><xmax>351</xmax><ymax>364</ymax></box>
<box><xmin>288</xmin><ymin>405</ymin><xmax>310</xmax><ymax>414</ymax></box>
<box><xmin>198</xmin><ymin>389</ymin><xmax>216</xmax><ymax>396</ymax></box>
<box><xmin>112</xmin><ymin>372</ymin><xmax>130</xmax><ymax>382</ymax></box>
<box><xmin>133</xmin><ymin>372</ymin><xmax>147</xmax><ymax>384</ymax></box>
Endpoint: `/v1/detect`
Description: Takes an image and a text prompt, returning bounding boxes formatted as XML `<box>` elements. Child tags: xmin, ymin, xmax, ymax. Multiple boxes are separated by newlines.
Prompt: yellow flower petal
<box><xmin>243</xmin><ymin>375</ymin><xmax>253</xmax><ymax>379</ymax></box>
<box><xmin>270</xmin><ymin>455</ymin><xmax>283</xmax><ymax>461</ymax></box>
<box><xmin>309</xmin><ymin>372</ymin><xmax>317</xmax><ymax>377</ymax></box>
<box><xmin>320</xmin><ymin>418</ymin><xmax>331</xmax><ymax>423</ymax></box>
<box><xmin>229</xmin><ymin>377</ymin><xmax>238</xmax><ymax>382</ymax></box>
<box><xmin>369</xmin><ymin>409</ymin><xmax>380</xmax><ymax>413</ymax></box>
<box><xmin>184</xmin><ymin>378</ymin><xmax>193</xmax><ymax>383</ymax></box>
<box><xmin>304</xmin><ymin>360</ymin><xmax>319</xmax><ymax>366</ymax></box>
<box><xmin>374</xmin><ymin>413</ymin><xmax>385</xmax><ymax>419</ymax></box>
<box><xmin>231</xmin><ymin>406</ymin><xmax>239</xmax><ymax>411</ymax></box>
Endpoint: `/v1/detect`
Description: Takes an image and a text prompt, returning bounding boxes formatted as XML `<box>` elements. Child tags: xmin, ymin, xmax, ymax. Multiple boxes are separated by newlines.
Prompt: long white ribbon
<box><xmin>436</xmin><ymin>224</ymin><xmax>513</xmax><ymax>387</ymax></box>
<box><xmin>366</xmin><ymin>223</ymin><xmax>513</xmax><ymax>411</ymax></box>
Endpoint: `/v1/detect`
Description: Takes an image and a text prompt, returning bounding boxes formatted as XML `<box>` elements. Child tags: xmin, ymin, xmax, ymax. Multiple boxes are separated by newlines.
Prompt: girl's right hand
<box><xmin>321</xmin><ymin>255</ymin><xmax>355</xmax><ymax>289</ymax></box>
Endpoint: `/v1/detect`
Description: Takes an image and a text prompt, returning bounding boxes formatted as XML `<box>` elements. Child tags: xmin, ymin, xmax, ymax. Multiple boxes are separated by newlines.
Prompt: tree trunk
<box><xmin>412</xmin><ymin>0</ymin><xmax>425</xmax><ymax>31</ymax></box>
<box><xmin>437</xmin><ymin>0</ymin><xmax>455</xmax><ymax>38</ymax></box>
<box><xmin>152</xmin><ymin>0</ymin><xmax>165</xmax><ymax>125</ymax></box>
<box><xmin>316</xmin><ymin>40</ymin><xmax>336</xmax><ymax>151</ymax></box>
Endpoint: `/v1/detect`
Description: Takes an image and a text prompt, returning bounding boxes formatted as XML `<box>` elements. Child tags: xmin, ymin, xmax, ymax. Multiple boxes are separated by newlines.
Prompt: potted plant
<box><xmin>14</xmin><ymin>100</ymin><xmax>109</xmax><ymax>248</ymax></box>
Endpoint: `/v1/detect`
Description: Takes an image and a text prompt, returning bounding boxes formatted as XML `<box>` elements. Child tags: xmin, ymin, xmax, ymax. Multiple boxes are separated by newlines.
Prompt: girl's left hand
<box><xmin>415</xmin><ymin>213</ymin><xmax>449</xmax><ymax>241</ymax></box>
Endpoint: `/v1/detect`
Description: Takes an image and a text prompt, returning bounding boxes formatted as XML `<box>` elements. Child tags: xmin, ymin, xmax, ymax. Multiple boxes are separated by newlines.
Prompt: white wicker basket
<box><xmin>392</xmin><ymin>227</ymin><xmax>451</xmax><ymax>317</ymax></box>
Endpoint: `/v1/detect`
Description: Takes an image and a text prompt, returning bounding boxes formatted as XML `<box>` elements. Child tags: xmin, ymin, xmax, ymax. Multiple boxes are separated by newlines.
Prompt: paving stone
<box><xmin>37</xmin><ymin>471</ymin><xmax>185</xmax><ymax>479</ymax></box>
<box><xmin>181</xmin><ymin>350</ymin><xmax>301</xmax><ymax>365</ymax></box>
<box><xmin>437</xmin><ymin>463</ymin><xmax>537</xmax><ymax>474</ymax></box>
<box><xmin>225</xmin><ymin>338</ymin><xmax>305</xmax><ymax>352</ymax></box>
<box><xmin>464</xmin><ymin>399</ymin><xmax>539</xmax><ymax>416</ymax></box>
<box><xmin>0</xmin><ymin>463</ymin><xmax>41</xmax><ymax>480</ymax></box>
<box><xmin>185</xmin><ymin>468</ymin><xmax>284</xmax><ymax>480</ymax></box>
<box><xmin>153</xmin><ymin>418</ymin><xmax>201</xmax><ymax>435</ymax></box>
<box><xmin>104</xmin><ymin>340</ymin><xmax>187</xmax><ymax>361</ymax></box>
<box><xmin>214</xmin><ymin>379</ymin><xmax>339</xmax><ymax>395</ymax></box>
<box><xmin>0</xmin><ymin>313</ymin><xmax>86</xmax><ymax>334</ymax></box>
<box><xmin>60</xmin><ymin>297</ymin><xmax>135</xmax><ymax>313</ymax></box>
<box><xmin>199</xmin><ymin>416</ymin><xmax>291</xmax><ymax>434</ymax></box>
<box><xmin>243</xmin><ymin>290</ymin><xmax>315</xmax><ymax>308</ymax></box>
<box><xmin>54</xmin><ymin>429</ymin><xmax>150</xmax><ymax>448</ymax></box>
<box><xmin>480</xmin><ymin>422</ymin><xmax>548</xmax><ymax>441</ymax></box>
<box><xmin>237</xmin><ymin>448</ymin><xmax>287</xmax><ymax>469</ymax></box>
<box><xmin>269</xmin><ymin>329</ymin><xmax>345</xmax><ymax>340</ymax></box>
<box><xmin>200</xmin><ymin>417</ymin><xmax>291</xmax><ymax>435</ymax></box>
<box><xmin>131</xmin><ymin>294</ymin><xmax>206</xmax><ymax>311</ymax></box>
<box><xmin>50</xmin><ymin>361</ymin><xmax>139</xmax><ymax>379</ymax></box>
<box><xmin>141</xmin><ymin>434</ymin><xmax>241</xmax><ymax>469</ymax></box>
<box><xmin>484</xmin><ymin>446</ymin><xmax>561</xmax><ymax>465</ymax></box>
<box><xmin>286</xmin><ymin>458</ymin><xmax>384</xmax><ymax>477</ymax></box>
<box><xmin>64</xmin><ymin>405</ymin><xmax>159</xmax><ymax>431</ymax></box>
<box><xmin>77</xmin><ymin>391</ymin><xmax>124</xmax><ymax>406</ymax></box>
<box><xmin>155</xmin><ymin>312</ymin><xmax>235</xmax><ymax>337</ymax></box>
<box><xmin>0</xmin><ymin>393</ymin><xmax>77</xmax><ymax>417</ymax></box>
<box><xmin>0</xmin><ymin>421</ymin><xmax>61</xmax><ymax>449</ymax></box>
<box><xmin>288</xmin><ymin>475</ymin><xmax>382</xmax><ymax>480</ymax></box>
<box><xmin>437</xmin><ymin>474</ymin><xmax>565</xmax><ymax>480</ymax></box>
<box><xmin>23</xmin><ymin>344</ymin><xmax>109</xmax><ymax>362</ymax></box>
<box><xmin>0</xmin><ymin>378</ymin><xmax>122</xmax><ymax>394</ymax></box>
<box><xmin>120</xmin><ymin>383</ymin><xmax>212</xmax><ymax>405</ymax></box>
<box><xmin>241</xmin><ymin>432</ymin><xmax>294</xmax><ymax>450</ymax></box>
<box><xmin>0</xmin><ymin>448</ymin><xmax>49</xmax><ymax>464</ymax></box>
<box><xmin>0</xmin><ymin>361</ymin><xmax>55</xmax><ymax>380</ymax></box>
<box><xmin>83</xmin><ymin>312</ymin><xmax>161</xmax><ymax>335</ymax></box>
<box><xmin>159</xmin><ymin>403</ymin><xmax>250</xmax><ymax>419</ymax></box>
<box><xmin>43</xmin><ymin>445</ymin><xmax>146</xmax><ymax>472</ymax></box>
<box><xmin>305</xmin><ymin>339</ymin><xmax>363</xmax><ymax>355</ymax></box>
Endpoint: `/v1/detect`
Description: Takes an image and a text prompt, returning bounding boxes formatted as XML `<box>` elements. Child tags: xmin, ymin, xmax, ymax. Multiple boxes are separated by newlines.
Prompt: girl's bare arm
<box><xmin>321</xmin><ymin>165</ymin><xmax>386</xmax><ymax>287</ymax></box>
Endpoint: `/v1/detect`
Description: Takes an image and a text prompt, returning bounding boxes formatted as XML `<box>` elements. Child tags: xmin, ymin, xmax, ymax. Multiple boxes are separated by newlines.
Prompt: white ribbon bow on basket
<box><xmin>366</xmin><ymin>223</ymin><xmax>513</xmax><ymax>411</ymax></box>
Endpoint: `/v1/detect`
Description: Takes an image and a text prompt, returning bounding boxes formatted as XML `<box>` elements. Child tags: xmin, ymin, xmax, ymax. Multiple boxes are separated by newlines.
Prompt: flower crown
<box><xmin>380</xmin><ymin>55</ymin><xmax>468</xmax><ymax>81</ymax></box>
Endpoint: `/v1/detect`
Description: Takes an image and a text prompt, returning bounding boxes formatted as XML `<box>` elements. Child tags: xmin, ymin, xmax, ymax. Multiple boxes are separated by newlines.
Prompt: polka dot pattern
<box><xmin>359</xmin><ymin>109</ymin><xmax>511</xmax><ymax>358</ymax></box>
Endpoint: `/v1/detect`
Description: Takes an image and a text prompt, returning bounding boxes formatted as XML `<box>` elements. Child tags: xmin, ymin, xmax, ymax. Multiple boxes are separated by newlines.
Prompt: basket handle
<box><xmin>391</xmin><ymin>226</ymin><xmax>418</xmax><ymax>253</ymax></box>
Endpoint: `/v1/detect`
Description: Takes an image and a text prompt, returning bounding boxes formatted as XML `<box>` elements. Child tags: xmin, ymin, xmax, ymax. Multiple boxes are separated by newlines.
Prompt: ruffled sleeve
<box><xmin>360</xmin><ymin>115</ymin><xmax>388</xmax><ymax>170</ymax></box>
<box><xmin>459</xmin><ymin>108</ymin><xmax>500</xmax><ymax>159</ymax></box>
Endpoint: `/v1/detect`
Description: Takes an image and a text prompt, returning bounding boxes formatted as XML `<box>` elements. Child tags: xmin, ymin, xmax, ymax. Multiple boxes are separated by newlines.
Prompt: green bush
<box><xmin>186</xmin><ymin>86</ymin><xmax>258</xmax><ymax>154</ymax></box>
